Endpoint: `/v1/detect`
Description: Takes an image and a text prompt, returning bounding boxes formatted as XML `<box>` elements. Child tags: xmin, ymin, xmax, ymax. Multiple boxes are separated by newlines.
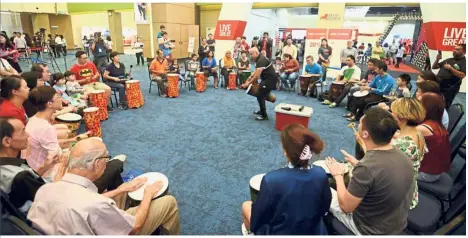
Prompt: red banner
<box><xmin>306</xmin><ymin>29</ymin><xmax>327</xmax><ymax>40</ymax></box>
<box><xmin>327</xmin><ymin>29</ymin><xmax>353</xmax><ymax>40</ymax></box>
<box><xmin>423</xmin><ymin>22</ymin><xmax>466</xmax><ymax>51</ymax></box>
<box><xmin>213</xmin><ymin>20</ymin><xmax>247</xmax><ymax>40</ymax></box>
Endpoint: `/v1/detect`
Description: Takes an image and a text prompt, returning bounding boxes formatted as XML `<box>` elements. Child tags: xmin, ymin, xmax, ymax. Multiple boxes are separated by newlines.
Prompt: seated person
<box><xmin>0</xmin><ymin>57</ymin><xmax>20</xmax><ymax>78</ymax></box>
<box><xmin>376</xmin><ymin>73</ymin><xmax>412</xmax><ymax>110</ymax></box>
<box><xmin>417</xmin><ymin>93</ymin><xmax>451</xmax><ymax>183</ymax></box>
<box><xmin>52</xmin><ymin>73</ymin><xmax>86</xmax><ymax>108</ymax></box>
<box><xmin>415</xmin><ymin>80</ymin><xmax>449</xmax><ymax>128</ymax></box>
<box><xmin>30</xmin><ymin>63</ymin><xmax>52</xmax><ymax>86</ymax></box>
<box><xmin>237</xmin><ymin>51</ymin><xmax>251</xmax><ymax>85</ymax></box>
<box><xmin>0</xmin><ymin>117</ymin><xmax>50</xmax><ymax>213</ymax></box>
<box><xmin>414</xmin><ymin>70</ymin><xmax>439</xmax><ymax>97</ymax></box>
<box><xmin>149</xmin><ymin>49</ymin><xmax>169</xmax><ymax>97</ymax></box>
<box><xmin>64</xmin><ymin>71</ymin><xmax>88</xmax><ymax>101</ymax></box>
<box><xmin>185</xmin><ymin>53</ymin><xmax>200</xmax><ymax>85</ymax></box>
<box><xmin>168</xmin><ymin>58</ymin><xmax>185</xmax><ymax>81</ymax></box>
<box><xmin>346</xmin><ymin>58</ymin><xmax>379</xmax><ymax>112</ymax></box>
<box><xmin>326</xmin><ymin>107</ymin><xmax>414</xmax><ymax>235</ymax></box>
<box><xmin>345</xmin><ymin>61</ymin><xmax>394</xmax><ymax>121</ymax></box>
<box><xmin>0</xmin><ymin>76</ymin><xmax>29</xmax><ymax>125</ymax></box>
<box><xmin>27</xmin><ymin>138</ymin><xmax>180</xmax><ymax>235</ymax></box>
<box><xmin>70</xmin><ymin>51</ymin><xmax>114</xmax><ymax>112</ymax></box>
<box><xmin>273</xmin><ymin>57</ymin><xmax>282</xmax><ymax>90</ymax></box>
<box><xmin>300</xmin><ymin>55</ymin><xmax>322</xmax><ymax>97</ymax></box>
<box><xmin>103</xmin><ymin>51</ymin><xmax>129</xmax><ymax>110</ymax></box>
<box><xmin>323</xmin><ymin>55</ymin><xmax>361</xmax><ymax>108</ymax></box>
<box><xmin>221</xmin><ymin>51</ymin><xmax>236</xmax><ymax>89</ymax></box>
<box><xmin>280</xmin><ymin>53</ymin><xmax>299</xmax><ymax>90</ymax></box>
<box><xmin>242</xmin><ymin>123</ymin><xmax>331</xmax><ymax>235</ymax></box>
<box><xmin>202</xmin><ymin>50</ymin><xmax>218</xmax><ymax>88</ymax></box>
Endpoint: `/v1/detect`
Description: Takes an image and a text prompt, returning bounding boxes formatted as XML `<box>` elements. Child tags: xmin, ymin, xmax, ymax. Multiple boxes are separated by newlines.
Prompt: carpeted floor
<box><xmin>18</xmin><ymin>52</ymin><xmax>466</xmax><ymax>235</ymax></box>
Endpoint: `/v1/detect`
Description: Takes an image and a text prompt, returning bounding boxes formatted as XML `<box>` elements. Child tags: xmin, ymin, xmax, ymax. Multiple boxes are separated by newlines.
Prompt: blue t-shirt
<box><xmin>369</xmin><ymin>73</ymin><xmax>395</xmax><ymax>96</ymax></box>
<box><xmin>202</xmin><ymin>57</ymin><xmax>217</xmax><ymax>69</ymax></box>
<box><xmin>304</xmin><ymin>63</ymin><xmax>322</xmax><ymax>75</ymax></box>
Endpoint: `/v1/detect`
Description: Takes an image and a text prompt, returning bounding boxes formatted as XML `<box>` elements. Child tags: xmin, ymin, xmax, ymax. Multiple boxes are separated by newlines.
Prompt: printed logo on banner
<box><xmin>328</xmin><ymin>29</ymin><xmax>353</xmax><ymax>40</ymax></box>
<box><xmin>306</xmin><ymin>29</ymin><xmax>327</xmax><ymax>40</ymax></box>
<box><xmin>320</xmin><ymin>14</ymin><xmax>342</xmax><ymax>21</ymax></box>
<box><xmin>219</xmin><ymin>24</ymin><xmax>231</xmax><ymax>37</ymax></box>
<box><xmin>423</xmin><ymin>22</ymin><xmax>466</xmax><ymax>51</ymax></box>
<box><xmin>214</xmin><ymin>20</ymin><xmax>247</xmax><ymax>40</ymax></box>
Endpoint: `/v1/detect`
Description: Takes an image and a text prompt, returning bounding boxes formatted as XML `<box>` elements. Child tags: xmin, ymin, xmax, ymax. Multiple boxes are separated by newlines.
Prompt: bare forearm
<box><xmin>102</xmin><ymin>188</ymin><xmax>124</xmax><ymax>198</ymax></box>
<box><xmin>334</xmin><ymin>175</ymin><xmax>348</xmax><ymax>211</ymax></box>
<box><xmin>449</xmin><ymin>67</ymin><xmax>466</xmax><ymax>79</ymax></box>
<box><xmin>432</xmin><ymin>60</ymin><xmax>440</xmax><ymax>69</ymax></box>
<box><xmin>130</xmin><ymin>194</ymin><xmax>152</xmax><ymax>234</ymax></box>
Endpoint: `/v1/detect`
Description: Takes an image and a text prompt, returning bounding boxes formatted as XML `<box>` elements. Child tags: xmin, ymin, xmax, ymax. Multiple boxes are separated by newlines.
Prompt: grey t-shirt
<box><xmin>348</xmin><ymin>148</ymin><xmax>414</xmax><ymax>235</ymax></box>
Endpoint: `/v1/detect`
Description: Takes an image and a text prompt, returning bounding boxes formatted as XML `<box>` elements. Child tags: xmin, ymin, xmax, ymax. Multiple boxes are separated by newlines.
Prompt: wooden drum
<box><xmin>89</xmin><ymin>90</ymin><xmax>108</xmax><ymax>121</ymax></box>
<box><xmin>167</xmin><ymin>74</ymin><xmax>180</xmax><ymax>98</ymax></box>
<box><xmin>228</xmin><ymin>72</ymin><xmax>237</xmax><ymax>90</ymax></box>
<box><xmin>245</xmin><ymin>81</ymin><xmax>276</xmax><ymax>103</ymax></box>
<box><xmin>328</xmin><ymin>81</ymin><xmax>345</xmax><ymax>102</ymax></box>
<box><xmin>299</xmin><ymin>75</ymin><xmax>313</xmax><ymax>95</ymax></box>
<box><xmin>125</xmin><ymin>80</ymin><xmax>144</xmax><ymax>108</ymax></box>
<box><xmin>55</xmin><ymin>113</ymin><xmax>82</xmax><ymax>138</ymax></box>
<box><xmin>83</xmin><ymin>107</ymin><xmax>102</xmax><ymax>137</ymax></box>
<box><xmin>195</xmin><ymin>72</ymin><xmax>206</xmax><ymax>92</ymax></box>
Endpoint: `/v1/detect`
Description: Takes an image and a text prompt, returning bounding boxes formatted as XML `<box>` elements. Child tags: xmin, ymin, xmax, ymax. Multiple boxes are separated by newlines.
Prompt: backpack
<box><xmin>93</xmin><ymin>42</ymin><xmax>107</xmax><ymax>57</ymax></box>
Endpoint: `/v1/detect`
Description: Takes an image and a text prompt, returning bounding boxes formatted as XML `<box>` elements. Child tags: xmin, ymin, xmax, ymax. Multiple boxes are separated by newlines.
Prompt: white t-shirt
<box><xmin>0</xmin><ymin>58</ymin><xmax>13</xmax><ymax>72</ymax></box>
<box><xmin>338</xmin><ymin>65</ymin><xmax>362</xmax><ymax>81</ymax></box>
<box><xmin>106</xmin><ymin>41</ymin><xmax>113</xmax><ymax>50</ymax></box>
<box><xmin>133</xmin><ymin>42</ymin><xmax>144</xmax><ymax>53</ymax></box>
<box><xmin>14</xmin><ymin>37</ymin><xmax>27</xmax><ymax>48</ymax></box>
<box><xmin>396</xmin><ymin>48</ymin><xmax>404</xmax><ymax>58</ymax></box>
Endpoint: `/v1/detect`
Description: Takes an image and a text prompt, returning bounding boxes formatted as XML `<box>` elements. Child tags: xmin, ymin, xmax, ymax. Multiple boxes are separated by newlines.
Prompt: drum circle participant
<box><xmin>241</xmin><ymin>48</ymin><xmax>278</xmax><ymax>121</ymax></box>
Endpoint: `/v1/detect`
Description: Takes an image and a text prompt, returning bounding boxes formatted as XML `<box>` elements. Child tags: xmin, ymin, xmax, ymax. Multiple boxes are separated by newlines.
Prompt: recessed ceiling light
<box><xmin>412</xmin><ymin>10</ymin><xmax>416</xmax><ymax>12</ymax></box>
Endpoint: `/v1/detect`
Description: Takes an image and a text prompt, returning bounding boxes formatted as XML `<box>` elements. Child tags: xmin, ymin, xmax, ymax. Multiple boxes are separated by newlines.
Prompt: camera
<box><xmin>40</xmin><ymin>28</ymin><xmax>46</xmax><ymax>33</ymax></box>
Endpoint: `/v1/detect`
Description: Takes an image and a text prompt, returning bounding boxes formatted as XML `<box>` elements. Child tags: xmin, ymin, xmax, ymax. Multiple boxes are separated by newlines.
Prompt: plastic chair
<box><xmin>147</xmin><ymin>62</ymin><xmax>161</xmax><ymax>95</ymax></box>
<box><xmin>99</xmin><ymin>67</ymin><xmax>119</xmax><ymax>108</ymax></box>
<box><xmin>447</xmin><ymin>103</ymin><xmax>464</xmax><ymax>136</ymax></box>
<box><xmin>407</xmin><ymin>191</ymin><xmax>442</xmax><ymax>234</ymax></box>
<box><xmin>178</xmin><ymin>60</ymin><xmax>192</xmax><ymax>91</ymax></box>
<box><xmin>0</xmin><ymin>215</ymin><xmax>40</xmax><ymax>235</ymax></box>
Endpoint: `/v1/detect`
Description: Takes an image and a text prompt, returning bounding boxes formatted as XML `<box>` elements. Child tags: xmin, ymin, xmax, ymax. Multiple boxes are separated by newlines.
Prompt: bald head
<box><xmin>249</xmin><ymin>47</ymin><xmax>260</xmax><ymax>60</ymax></box>
<box><xmin>68</xmin><ymin>137</ymin><xmax>107</xmax><ymax>171</ymax></box>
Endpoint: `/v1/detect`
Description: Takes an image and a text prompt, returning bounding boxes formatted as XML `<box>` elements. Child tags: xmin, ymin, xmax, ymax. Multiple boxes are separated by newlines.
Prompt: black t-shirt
<box><xmin>239</xmin><ymin>58</ymin><xmax>250</xmax><ymax>70</ymax></box>
<box><xmin>255</xmin><ymin>54</ymin><xmax>277</xmax><ymax>82</ymax></box>
<box><xmin>105</xmin><ymin>62</ymin><xmax>126</xmax><ymax>78</ymax></box>
<box><xmin>0</xmin><ymin>157</ymin><xmax>45</xmax><ymax>209</ymax></box>
<box><xmin>207</xmin><ymin>39</ymin><xmax>215</xmax><ymax>52</ymax></box>
<box><xmin>437</xmin><ymin>56</ymin><xmax>466</xmax><ymax>89</ymax></box>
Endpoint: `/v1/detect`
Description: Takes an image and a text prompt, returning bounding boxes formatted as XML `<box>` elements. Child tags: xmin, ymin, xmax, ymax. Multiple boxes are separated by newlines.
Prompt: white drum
<box><xmin>353</xmin><ymin>90</ymin><xmax>369</xmax><ymax>98</ymax></box>
<box><xmin>249</xmin><ymin>173</ymin><xmax>266</xmax><ymax>201</ymax></box>
<box><xmin>313</xmin><ymin>160</ymin><xmax>350</xmax><ymax>174</ymax></box>
<box><xmin>128</xmin><ymin>172</ymin><xmax>169</xmax><ymax>201</ymax></box>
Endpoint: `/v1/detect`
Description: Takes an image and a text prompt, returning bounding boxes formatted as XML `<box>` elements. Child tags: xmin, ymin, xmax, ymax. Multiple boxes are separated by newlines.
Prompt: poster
<box><xmin>134</xmin><ymin>3</ymin><xmax>149</xmax><ymax>24</ymax></box>
<box><xmin>188</xmin><ymin>36</ymin><xmax>195</xmax><ymax>54</ymax></box>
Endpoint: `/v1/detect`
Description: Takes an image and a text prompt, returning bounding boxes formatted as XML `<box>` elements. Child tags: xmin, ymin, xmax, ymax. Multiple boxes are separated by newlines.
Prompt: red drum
<box><xmin>83</xmin><ymin>107</ymin><xmax>102</xmax><ymax>137</ymax></box>
<box><xmin>195</xmin><ymin>72</ymin><xmax>206</xmax><ymax>92</ymax></box>
<box><xmin>167</xmin><ymin>74</ymin><xmax>180</xmax><ymax>98</ymax></box>
<box><xmin>228</xmin><ymin>72</ymin><xmax>237</xmax><ymax>90</ymax></box>
<box><xmin>126</xmin><ymin>80</ymin><xmax>144</xmax><ymax>108</ymax></box>
<box><xmin>89</xmin><ymin>90</ymin><xmax>108</xmax><ymax>121</ymax></box>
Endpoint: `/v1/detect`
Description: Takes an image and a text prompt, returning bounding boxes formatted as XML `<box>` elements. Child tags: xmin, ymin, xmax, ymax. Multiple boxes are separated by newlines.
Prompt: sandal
<box><xmin>343</xmin><ymin>113</ymin><xmax>353</xmax><ymax>118</ymax></box>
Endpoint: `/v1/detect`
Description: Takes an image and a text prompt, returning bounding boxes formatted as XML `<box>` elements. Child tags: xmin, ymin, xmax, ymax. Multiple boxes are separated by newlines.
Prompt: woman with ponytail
<box><xmin>241</xmin><ymin>123</ymin><xmax>331</xmax><ymax>235</ymax></box>
<box><xmin>0</xmin><ymin>76</ymin><xmax>30</xmax><ymax>125</ymax></box>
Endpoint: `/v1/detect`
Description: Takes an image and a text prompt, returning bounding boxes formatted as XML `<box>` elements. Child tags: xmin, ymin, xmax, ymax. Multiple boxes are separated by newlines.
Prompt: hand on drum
<box><xmin>360</xmin><ymin>86</ymin><xmax>369</xmax><ymax>91</ymax></box>
<box><xmin>119</xmin><ymin>177</ymin><xmax>148</xmax><ymax>192</ymax></box>
<box><xmin>325</xmin><ymin>157</ymin><xmax>346</xmax><ymax>177</ymax></box>
<box><xmin>340</xmin><ymin>149</ymin><xmax>359</xmax><ymax>166</ymax></box>
<box><xmin>44</xmin><ymin>150</ymin><xmax>61</xmax><ymax>168</ymax></box>
<box><xmin>144</xmin><ymin>180</ymin><xmax>164</xmax><ymax>198</ymax></box>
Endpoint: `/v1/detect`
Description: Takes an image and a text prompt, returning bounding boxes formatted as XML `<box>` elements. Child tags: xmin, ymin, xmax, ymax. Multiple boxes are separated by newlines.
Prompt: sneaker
<box><xmin>343</xmin><ymin>112</ymin><xmax>353</xmax><ymax>118</ymax></box>
<box><xmin>118</xmin><ymin>103</ymin><xmax>128</xmax><ymax>110</ymax></box>
<box><xmin>329</xmin><ymin>102</ymin><xmax>337</xmax><ymax>108</ymax></box>
<box><xmin>109</xmin><ymin>154</ymin><xmax>126</xmax><ymax>163</ymax></box>
<box><xmin>107</xmin><ymin>106</ymin><xmax>115</xmax><ymax>112</ymax></box>
<box><xmin>322</xmin><ymin>100</ymin><xmax>331</xmax><ymax>105</ymax></box>
<box><xmin>241</xmin><ymin>223</ymin><xmax>253</xmax><ymax>236</ymax></box>
<box><xmin>347</xmin><ymin>116</ymin><xmax>356</xmax><ymax>122</ymax></box>
<box><xmin>253</xmin><ymin>110</ymin><xmax>262</xmax><ymax>115</ymax></box>
<box><xmin>255</xmin><ymin>115</ymin><xmax>268</xmax><ymax>121</ymax></box>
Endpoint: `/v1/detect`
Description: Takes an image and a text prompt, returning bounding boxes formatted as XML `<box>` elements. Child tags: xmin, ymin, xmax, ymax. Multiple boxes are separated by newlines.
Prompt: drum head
<box><xmin>230</xmin><ymin>72</ymin><xmax>236</xmax><ymax>75</ymax></box>
<box><xmin>196</xmin><ymin>72</ymin><xmax>204</xmax><ymax>75</ymax></box>
<box><xmin>91</xmin><ymin>89</ymin><xmax>105</xmax><ymax>94</ymax></box>
<box><xmin>128</xmin><ymin>172</ymin><xmax>169</xmax><ymax>201</ymax></box>
<box><xmin>249</xmin><ymin>173</ymin><xmax>266</xmax><ymax>191</ymax></box>
<box><xmin>313</xmin><ymin>160</ymin><xmax>349</xmax><ymax>174</ymax></box>
<box><xmin>83</xmin><ymin>107</ymin><xmax>99</xmax><ymax>112</ymax></box>
<box><xmin>245</xmin><ymin>84</ymin><xmax>252</xmax><ymax>94</ymax></box>
<box><xmin>332</xmin><ymin>81</ymin><xmax>345</xmax><ymax>85</ymax></box>
<box><xmin>126</xmin><ymin>80</ymin><xmax>139</xmax><ymax>84</ymax></box>
<box><xmin>353</xmin><ymin>90</ymin><xmax>369</xmax><ymax>97</ymax></box>
<box><xmin>167</xmin><ymin>74</ymin><xmax>179</xmax><ymax>77</ymax></box>
<box><xmin>301</xmin><ymin>74</ymin><xmax>313</xmax><ymax>77</ymax></box>
<box><xmin>57</xmin><ymin>113</ymin><xmax>82</xmax><ymax>122</ymax></box>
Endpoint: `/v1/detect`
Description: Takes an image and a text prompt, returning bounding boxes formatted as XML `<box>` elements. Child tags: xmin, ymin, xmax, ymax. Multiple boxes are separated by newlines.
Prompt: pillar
<box><xmin>32</xmin><ymin>13</ymin><xmax>50</xmax><ymax>34</ymax></box>
<box><xmin>213</xmin><ymin>3</ymin><xmax>253</xmax><ymax>60</ymax></box>
<box><xmin>20</xmin><ymin>13</ymin><xmax>34</xmax><ymax>36</ymax></box>
<box><xmin>316</xmin><ymin>3</ymin><xmax>345</xmax><ymax>29</ymax></box>
<box><xmin>108</xmin><ymin>10</ymin><xmax>124</xmax><ymax>53</ymax></box>
<box><xmin>420</xmin><ymin>3</ymin><xmax>466</xmax><ymax>92</ymax></box>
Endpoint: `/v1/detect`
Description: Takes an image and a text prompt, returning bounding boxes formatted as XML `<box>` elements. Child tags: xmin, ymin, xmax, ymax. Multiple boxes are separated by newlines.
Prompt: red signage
<box><xmin>213</xmin><ymin>20</ymin><xmax>247</xmax><ymax>40</ymax></box>
<box><xmin>327</xmin><ymin>29</ymin><xmax>353</xmax><ymax>40</ymax></box>
<box><xmin>423</xmin><ymin>22</ymin><xmax>466</xmax><ymax>51</ymax></box>
<box><xmin>306</xmin><ymin>29</ymin><xmax>327</xmax><ymax>40</ymax></box>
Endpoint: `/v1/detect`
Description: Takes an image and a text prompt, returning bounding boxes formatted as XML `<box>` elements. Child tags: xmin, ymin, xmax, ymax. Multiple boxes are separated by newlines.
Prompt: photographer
<box><xmin>90</xmin><ymin>33</ymin><xmax>109</xmax><ymax>70</ymax></box>
<box><xmin>158</xmin><ymin>32</ymin><xmax>175</xmax><ymax>61</ymax></box>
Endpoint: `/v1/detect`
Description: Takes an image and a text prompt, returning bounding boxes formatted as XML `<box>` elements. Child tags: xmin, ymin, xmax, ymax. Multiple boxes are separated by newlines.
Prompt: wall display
<box><xmin>134</xmin><ymin>3</ymin><xmax>148</xmax><ymax>24</ymax></box>
<box><xmin>213</xmin><ymin>20</ymin><xmax>247</xmax><ymax>40</ymax></box>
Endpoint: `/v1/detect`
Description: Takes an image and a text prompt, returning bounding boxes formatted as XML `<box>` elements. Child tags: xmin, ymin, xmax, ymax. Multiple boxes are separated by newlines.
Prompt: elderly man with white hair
<box><xmin>27</xmin><ymin>138</ymin><xmax>180</xmax><ymax>235</ymax></box>
<box><xmin>241</xmin><ymin>48</ymin><xmax>278</xmax><ymax>120</ymax></box>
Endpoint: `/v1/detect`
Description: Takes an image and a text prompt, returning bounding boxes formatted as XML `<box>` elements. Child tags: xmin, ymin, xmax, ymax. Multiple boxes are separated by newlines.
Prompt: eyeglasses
<box><xmin>96</xmin><ymin>156</ymin><xmax>111</xmax><ymax>162</ymax></box>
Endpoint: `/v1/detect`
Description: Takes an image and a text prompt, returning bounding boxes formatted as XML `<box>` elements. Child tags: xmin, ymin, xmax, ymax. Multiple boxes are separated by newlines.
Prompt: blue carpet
<box><xmin>17</xmin><ymin>53</ymin><xmax>466</xmax><ymax>235</ymax></box>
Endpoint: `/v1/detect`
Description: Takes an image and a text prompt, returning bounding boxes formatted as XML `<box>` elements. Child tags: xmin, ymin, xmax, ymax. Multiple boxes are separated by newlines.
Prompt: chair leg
<box><xmin>149</xmin><ymin>81</ymin><xmax>152</xmax><ymax>93</ymax></box>
<box><xmin>110</xmin><ymin>95</ymin><xmax>114</xmax><ymax>108</ymax></box>
<box><xmin>113</xmin><ymin>92</ymin><xmax>118</xmax><ymax>107</ymax></box>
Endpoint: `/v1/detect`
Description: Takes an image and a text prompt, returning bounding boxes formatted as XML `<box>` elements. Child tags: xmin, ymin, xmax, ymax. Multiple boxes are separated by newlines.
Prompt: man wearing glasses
<box><xmin>70</xmin><ymin>50</ymin><xmax>114</xmax><ymax>112</ymax></box>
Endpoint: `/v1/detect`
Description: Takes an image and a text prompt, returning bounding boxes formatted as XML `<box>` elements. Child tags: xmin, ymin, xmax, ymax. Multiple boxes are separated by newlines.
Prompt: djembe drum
<box><xmin>167</xmin><ymin>74</ymin><xmax>180</xmax><ymax>98</ymax></box>
<box><xmin>83</xmin><ymin>107</ymin><xmax>102</xmax><ymax>137</ymax></box>
<box><xmin>228</xmin><ymin>72</ymin><xmax>237</xmax><ymax>90</ymax></box>
<box><xmin>195</xmin><ymin>72</ymin><xmax>206</xmax><ymax>92</ymax></box>
<box><xmin>126</xmin><ymin>80</ymin><xmax>144</xmax><ymax>108</ymax></box>
<box><xmin>54</xmin><ymin>113</ymin><xmax>82</xmax><ymax>138</ymax></box>
<box><xmin>89</xmin><ymin>90</ymin><xmax>108</xmax><ymax>121</ymax></box>
<box><xmin>249</xmin><ymin>173</ymin><xmax>265</xmax><ymax>202</ymax></box>
<box><xmin>328</xmin><ymin>81</ymin><xmax>345</xmax><ymax>102</ymax></box>
<box><xmin>245</xmin><ymin>81</ymin><xmax>276</xmax><ymax>103</ymax></box>
<box><xmin>299</xmin><ymin>75</ymin><xmax>313</xmax><ymax>95</ymax></box>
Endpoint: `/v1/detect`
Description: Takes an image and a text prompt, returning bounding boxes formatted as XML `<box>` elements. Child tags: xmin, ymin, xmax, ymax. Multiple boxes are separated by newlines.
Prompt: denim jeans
<box><xmin>280</xmin><ymin>72</ymin><xmax>298</xmax><ymax>89</ymax></box>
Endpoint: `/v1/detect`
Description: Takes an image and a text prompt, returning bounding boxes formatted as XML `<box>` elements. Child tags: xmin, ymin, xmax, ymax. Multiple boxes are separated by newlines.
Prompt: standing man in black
<box><xmin>241</xmin><ymin>48</ymin><xmax>278</xmax><ymax>121</ymax></box>
<box><xmin>432</xmin><ymin>43</ymin><xmax>466</xmax><ymax>109</ymax></box>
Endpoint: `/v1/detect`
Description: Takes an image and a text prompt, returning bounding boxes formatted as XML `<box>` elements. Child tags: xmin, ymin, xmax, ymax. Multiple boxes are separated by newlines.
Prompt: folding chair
<box><xmin>447</xmin><ymin>103</ymin><xmax>464</xmax><ymax>135</ymax></box>
<box><xmin>99</xmin><ymin>67</ymin><xmax>118</xmax><ymax>108</ymax></box>
<box><xmin>147</xmin><ymin>62</ymin><xmax>161</xmax><ymax>95</ymax></box>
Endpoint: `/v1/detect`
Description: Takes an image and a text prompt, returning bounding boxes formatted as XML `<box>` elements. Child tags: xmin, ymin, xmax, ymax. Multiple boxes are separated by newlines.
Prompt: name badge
<box><xmin>99</xmin><ymin>48</ymin><xmax>102</xmax><ymax>53</ymax></box>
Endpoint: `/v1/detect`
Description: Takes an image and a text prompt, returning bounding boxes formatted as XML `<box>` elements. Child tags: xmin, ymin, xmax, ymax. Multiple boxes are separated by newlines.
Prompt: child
<box><xmin>63</xmin><ymin>71</ymin><xmax>88</xmax><ymax>107</ymax></box>
<box><xmin>186</xmin><ymin>54</ymin><xmax>200</xmax><ymax>86</ymax></box>
<box><xmin>274</xmin><ymin>57</ymin><xmax>282</xmax><ymax>90</ymax></box>
<box><xmin>168</xmin><ymin>58</ymin><xmax>184</xmax><ymax>81</ymax></box>
<box><xmin>393</xmin><ymin>73</ymin><xmax>411</xmax><ymax>98</ymax></box>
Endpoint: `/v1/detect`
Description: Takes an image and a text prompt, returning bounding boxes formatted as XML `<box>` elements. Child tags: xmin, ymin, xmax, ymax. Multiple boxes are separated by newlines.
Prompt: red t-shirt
<box><xmin>70</xmin><ymin>62</ymin><xmax>99</xmax><ymax>86</ymax></box>
<box><xmin>0</xmin><ymin>99</ymin><xmax>27</xmax><ymax>125</ymax></box>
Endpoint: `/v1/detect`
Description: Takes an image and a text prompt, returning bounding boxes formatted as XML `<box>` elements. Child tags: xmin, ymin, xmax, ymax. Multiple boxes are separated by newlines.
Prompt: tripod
<box><xmin>41</xmin><ymin>42</ymin><xmax>62</xmax><ymax>73</ymax></box>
